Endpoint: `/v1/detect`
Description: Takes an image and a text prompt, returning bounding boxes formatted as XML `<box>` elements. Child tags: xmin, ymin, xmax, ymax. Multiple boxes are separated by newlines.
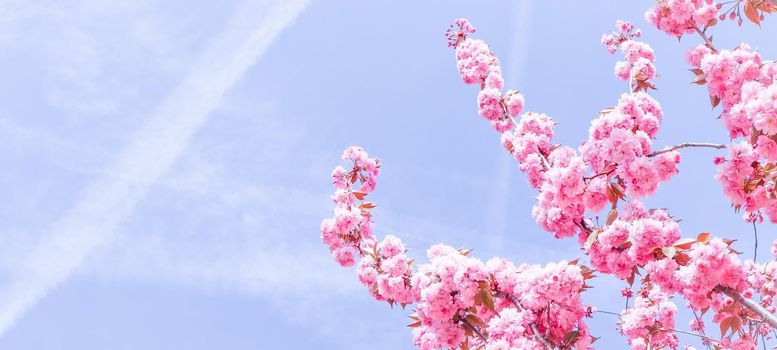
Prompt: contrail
<box><xmin>0</xmin><ymin>0</ymin><xmax>309</xmax><ymax>335</ymax></box>
<box><xmin>485</xmin><ymin>1</ymin><xmax>533</xmax><ymax>255</ymax></box>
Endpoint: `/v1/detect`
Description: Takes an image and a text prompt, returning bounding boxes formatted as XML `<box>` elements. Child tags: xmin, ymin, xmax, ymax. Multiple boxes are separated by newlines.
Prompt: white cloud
<box><xmin>0</xmin><ymin>0</ymin><xmax>310</xmax><ymax>336</ymax></box>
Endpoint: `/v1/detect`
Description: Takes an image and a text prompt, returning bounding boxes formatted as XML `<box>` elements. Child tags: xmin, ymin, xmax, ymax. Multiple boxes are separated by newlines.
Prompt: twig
<box><xmin>596</xmin><ymin>309</ymin><xmax>622</xmax><ymax>318</ymax></box>
<box><xmin>658</xmin><ymin>328</ymin><xmax>719</xmax><ymax>344</ymax></box>
<box><xmin>647</xmin><ymin>142</ymin><xmax>726</xmax><ymax>157</ymax></box>
<box><xmin>498</xmin><ymin>292</ymin><xmax>553</xmax><ymax>350</ymax></box>
<box><xmin>753</xmin><ymin>221</ymin><xmax>759</xmax><ymax>263</ymax></box>
<box><xmin>691</xmin><ymin>309</ymin><xmax>712</xmax><ymax>350</ymax></box>
<box><xmin>693</xmin><ymin>26</ymin><xmax>718</xmax><ymax>53</ymax></box>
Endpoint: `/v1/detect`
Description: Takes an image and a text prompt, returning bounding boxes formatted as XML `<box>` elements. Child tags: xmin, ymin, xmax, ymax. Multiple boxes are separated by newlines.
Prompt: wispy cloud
<box><xmin>484</xmin><ymin>1</ymin><xmax>534</xmax><ymax>255</ymax></box>
<box><xmin>0</xmin><ymin>0</ymin><xmax>309</xmax><ymax>335</ymax></box>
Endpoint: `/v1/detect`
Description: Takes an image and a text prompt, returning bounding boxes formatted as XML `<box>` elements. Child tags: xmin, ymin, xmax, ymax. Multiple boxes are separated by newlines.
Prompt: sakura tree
<box><xmin>320</xmin><ymin>1</ymin><xmax>777</xmax><ymax>349</ymax></box>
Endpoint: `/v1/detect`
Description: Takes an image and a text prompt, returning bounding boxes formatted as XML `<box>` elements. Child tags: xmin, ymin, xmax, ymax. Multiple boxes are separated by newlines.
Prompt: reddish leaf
<box><xmin>711</xmin><ymin>95</ymin><xmax>721</xmax><ymax>108</ymax></box>
<box><xmin>731</xmin><ymin>316</ymin><xmax>742</xmax><ymax>332</ymax></box>
<box><xmin>745</xmin><ymin>0</ymin><xmax>762</xmax><ymax>25</ymax></box>
<box><xmin>606</xmin><ymin>186</ymin><xmax>617</xmax><ymax>205</ymax></box>
<box><xmin>696</xmin><ymin>232</ymin><xmax>711</xmax><ymax>243</ymax></box>
<box><xmin>610</xmin><ymin>183</ymin><xmax>626</xmax><ymax>199</ymax></box>
<box><xmin>720</xmin><ymin>316</ymin><xmax>732</xmax><ymax>337</ymax></box>
<box><xmin>352</xmin><ymin>191</ymin><xmax>367</xmax><ymax>200</ymax></box>
<box><xmin>606</xmin><ymin>208</ymin><xmax>619</xmax><ymax>225</ymax></box>
<box><xmin>407</xmin><ymin>320</ymin><xmax>422</xmax><ymax>328</ymax></box>
<box><xmin>477</xmin><ymin>289</ymin><xmax>495</xmax><ymax>312</ymax></box>
<box><xmin>674</xmin><ymin>252</ymin><xmax>691</xmax><ymax>266</ymax></box>
<box><xmin>465</xmin><ymin>314</ymin><xmax>486</xmax><ymax>328</ymax></box>
<box><xmin>673</xmin><ymin>238</ymin><xmax>697</xmax><ymax>250</ymax></box>
<box><xmin>564</xmin><ymin>331</ymin><xmax>580</xmax><ymax>346</ymax></box>
<box><xmin>360</xmin><ymin>202</ymin><xmax>377</xmax><ymax>209</ymax></box>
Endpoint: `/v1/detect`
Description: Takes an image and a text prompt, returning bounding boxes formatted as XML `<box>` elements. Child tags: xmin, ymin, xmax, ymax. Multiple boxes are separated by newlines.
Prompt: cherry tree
<box><xmin>320</xmin><ymin>1</ymin><xmax>777</xmax><ymax>349</ymax></box>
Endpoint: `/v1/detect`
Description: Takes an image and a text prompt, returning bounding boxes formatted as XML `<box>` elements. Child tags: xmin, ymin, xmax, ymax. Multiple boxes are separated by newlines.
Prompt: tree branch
<box><xmin>658</xmin><ymin>328</ymin><xmax>719</xmax><ymax>344</ymax></box>
<box><xmin>718</xmin><ymin>286</ymin><xmax>777</xmax><ymax>329</ymax></box>
<box><xmin>498</xmin><ymin>292</ymin><xmax>553</xmax><ymax>350</ymax></box>
<box><xmin>647</xmin><ymin>142</ymin><xmax>726</xmax><ymax>157</ymax></box>
<box><xmin>753</xmin><ymin>221</ymin><xmax>759</xmax><ymax>263</ymax></box>
<box><xmin>595</xmin><ymin>309</ymin><xmax>622</xmax><ymax>318</ymax></box>
<box><xmin>693</xmin><ymin>26</ymin><xmax>718</xmax><ymax>53</ymax></box>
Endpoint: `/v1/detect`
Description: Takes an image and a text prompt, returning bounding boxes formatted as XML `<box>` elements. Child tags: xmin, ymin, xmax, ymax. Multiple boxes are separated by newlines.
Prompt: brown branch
<box><xmin>657</xmin><ymin>328</ymin><xmax>719</xmax><ymax>344</ymax></box>
<box><xmin>718</xmin><ymin>286</ymin><xmax>777</xmax><ymax>329</ymax></box>
<box><xmin>693</xmin><ymin>26</ymin><xmax>718</xmax><ymax>53</ymax></box>
<box><xmin>595</xmin><ymin>309</ymin><xmax>622</xmax><ymax>318</ymax></box>
<box><xmin>647</xmin><ymin>142</ymin><xmax>726</xmax><ymax>157</ymax></box>
<box><xmin>498</xmin><ymin>292</ymin><xmax>553</xmax><ymax>350</ymax></box>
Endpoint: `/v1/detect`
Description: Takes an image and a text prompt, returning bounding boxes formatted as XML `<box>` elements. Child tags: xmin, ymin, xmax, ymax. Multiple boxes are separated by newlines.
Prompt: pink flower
<box><xmin>455</xmin><ymin>38</ymin><xmax>501</xmax><ymax>86</ymax></box>
<box><xmin>504</xmin><ymin>90</ymin><xmax>524</xmax><ymax>117</ymax></box>
<box><xmin>620</xmin><ymin>286</ymin><xmax>679</xmax><ymax>349</ymax></box>
<box><xmin>478</xmin><ymin>88</ymin><xmax>503</xmax><ymax>121</ymax></box>
<box><xmin>676</xmin><ymin>238</ymin><xmax>746</xmax><ymax>310</ymax></box>
<box><xmin>445</xmin><ymin>18</ymin><xmax>476</xmax><ymax>48</ymax></box>
<box><xmin>334</xmin><ymin>245</ymin><xmax>357</xmax><ymax>267</ymax></box>
<box><xmin>646</xmin><ymin>0</ymin><xmax>719</xmax><ymax>38</ymax></box>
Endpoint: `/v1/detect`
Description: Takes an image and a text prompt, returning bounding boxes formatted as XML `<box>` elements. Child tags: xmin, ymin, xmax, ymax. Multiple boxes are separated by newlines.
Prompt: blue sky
<box><xmin>0</xmin><ymin>0</ymin><xmax>776</xmax><ymax>349</ymax></box>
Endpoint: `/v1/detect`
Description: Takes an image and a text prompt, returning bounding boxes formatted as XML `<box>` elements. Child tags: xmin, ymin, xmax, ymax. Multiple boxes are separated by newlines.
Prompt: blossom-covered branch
<box><xmin>319</xmin><ymin>2</ymin><xmax>777</xmax><ymax>349</ymax></box>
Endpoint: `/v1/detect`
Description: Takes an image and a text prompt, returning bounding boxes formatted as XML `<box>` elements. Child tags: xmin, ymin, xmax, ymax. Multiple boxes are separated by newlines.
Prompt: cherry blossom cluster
<box><xmin>580</xmin><ymin>92</ymin><xmax>680</xmax><ymax>200</ymax></box>
<box><xmin>409</xmin><ymin>248</ymin><xmax>594</xmax><ymax>350</ymax></box>
<box><xmin>450</xmin><ymin>18</ymin><xmax>525</xmax><ymax>133</ymax></box>
<box><xmin>322</xmin><ymin>146</ymin><xmax>594</xmax><ymax>349</ymax></box>
<box><xmin>645</xmin><ymin>0</ymin><xmax>719</xmax><ymax>38</ymax></box>
<box><xmin>501</xmin><ymin>112</ymin><xmax>554</xmax><ymax>190</ymax></box>
<box><xmin>619</xmin><ymin>287</ymin><xmax>679</xmax><ymax>349</ymax></box>
<box><xmin>601</xmin><ymin>20</ymin><xmax>656</xmax><ymax>89</ymax></box>
<box><xmin>320</xmin><ymin>146</ymin><xmax>380</xmax><ymax>267</ymax></box>
<box><xmin>496</xmin><ymin>21</ymin><xmax>677</xmax><ymax>238</ymax></box>
<box><xmin>675</xmin><ymin>238</ymin><xmax>746</xmax><ymax>309</ymax></box>
<box><xmin>484</xmin><ymin>307</ymin><xmax>540</xmax><ymax>350</ymax></box>
<box><xmin>686</xmin><ymin>43</ymin><xmax>777</xmax><ymax>222</ymax></box>
<box><xmin>485</xmin><ymin>257</ymin><xmax>595</xmax><ymax>349</ymax></box>
<box><xmin>587</xmin><ymin>202</ymin><xmax>680</xmax><ymax>279</ymax></box>
<box><xmin>356</xmin><ymin>235</ymin><xmax>418</xmax><ymax>306</ymax></box>
<box><xmin>410</xmin><ymin>244</ymin><xmax>489</xmax><ymax>349</ymax></box>
<box><xmin>601</xmin><ymin>20</ymin><xmax>642</xmax><ymax>54</ymax></box>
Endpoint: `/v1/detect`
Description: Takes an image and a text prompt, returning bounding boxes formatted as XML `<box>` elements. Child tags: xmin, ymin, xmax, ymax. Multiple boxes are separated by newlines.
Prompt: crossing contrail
<box><xmin>0</xmin><ymin>0</ymin><xmax>309</xmax><ymax>335</ymax></box>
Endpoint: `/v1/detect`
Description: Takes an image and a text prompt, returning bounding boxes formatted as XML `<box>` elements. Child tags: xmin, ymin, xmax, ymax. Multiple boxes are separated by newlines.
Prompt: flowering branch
<box><xmin>322</xmin><ymin>5</ymin><xmax>777</xmax><ymax>348</ymax></box>
<box><xmin>647</xmin><ymin>142</ymin><xmax>726</xmax><ymax>157</ymax></box>
<box><xmin>717</xmin><ymin>286</ymin><xmax>777</xmax><ymax>330</ymax></box>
